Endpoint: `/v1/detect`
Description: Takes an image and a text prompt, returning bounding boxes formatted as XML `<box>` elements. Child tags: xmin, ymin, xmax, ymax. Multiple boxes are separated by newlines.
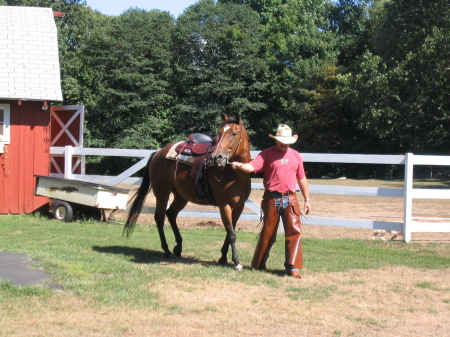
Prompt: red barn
<box><xmin>0</xmin><ymin>6</ymin><xmax>63</xmax><ymax>214</ymax></box>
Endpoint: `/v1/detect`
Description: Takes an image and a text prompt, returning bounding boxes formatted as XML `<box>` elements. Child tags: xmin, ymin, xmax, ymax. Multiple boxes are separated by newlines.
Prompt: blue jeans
<box><xmin>273</xmin><ymin>194</ymin><xmax>292</xmax><ymax>215</ymax></box>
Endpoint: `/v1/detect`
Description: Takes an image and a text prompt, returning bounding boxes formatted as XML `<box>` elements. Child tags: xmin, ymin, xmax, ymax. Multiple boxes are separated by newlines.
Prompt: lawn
<box><xmin>1</xmin><ymin>214</ymin><xmax>449</xmax><ymax>336</ymax></box>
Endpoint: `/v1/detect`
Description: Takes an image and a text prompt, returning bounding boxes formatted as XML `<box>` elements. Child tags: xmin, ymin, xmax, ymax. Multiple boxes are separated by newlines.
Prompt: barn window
<box><xmin>0</xmin><ymin>104</ymin><xmax>11</xmax><ymax>153</ymax></box>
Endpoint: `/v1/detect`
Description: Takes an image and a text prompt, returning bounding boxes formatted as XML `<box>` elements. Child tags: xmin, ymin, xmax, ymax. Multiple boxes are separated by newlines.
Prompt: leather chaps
<box><xmin>251</xmin><ymin>191</ymin><xmax>303</xmax><ymax>270</ymax></box>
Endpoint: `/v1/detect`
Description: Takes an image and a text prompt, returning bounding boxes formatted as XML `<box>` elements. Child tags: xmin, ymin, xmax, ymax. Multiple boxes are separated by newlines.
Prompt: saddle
<box><xmin>174</xmin><ymin>133</ymin><xmax>218</xmax><ymax>203</ymax></box>
<box><xmin>175</xmin><ymin>133</ymin><xmax>215</xmax><ymax>157</ymax></box>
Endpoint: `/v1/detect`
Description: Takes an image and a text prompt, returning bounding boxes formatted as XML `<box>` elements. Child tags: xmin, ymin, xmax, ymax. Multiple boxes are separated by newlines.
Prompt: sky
<box><xmin>85</xmin><ymin>0</ymin><xmax>199</xmax><ymax>18</ymax></box>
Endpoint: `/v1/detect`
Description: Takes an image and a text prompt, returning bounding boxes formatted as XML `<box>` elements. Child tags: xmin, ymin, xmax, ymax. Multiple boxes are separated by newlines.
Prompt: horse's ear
<box><xmin>236</xmin><ymin>113</ymin><xmax>243</xmax><ymax>124</ymax></box>
<box><xmin>222</xmin><ymin>113</ymin><xmax>229</xmax><ymax>121</ymax></box>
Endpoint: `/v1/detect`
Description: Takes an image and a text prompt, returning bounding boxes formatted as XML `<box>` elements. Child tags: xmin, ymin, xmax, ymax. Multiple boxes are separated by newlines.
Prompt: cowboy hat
<box><xmin>269</xmin><ymin>124</ymin><xmax>298</xmax><ymax>144</ymax></box>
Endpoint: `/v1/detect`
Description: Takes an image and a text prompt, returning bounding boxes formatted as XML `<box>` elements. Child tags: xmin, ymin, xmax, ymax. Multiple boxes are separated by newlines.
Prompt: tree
<box><xmin>79</xmin><ymin>9</ymin><xmax>176</xmax><ymax>149</ymax></box>
<box><xmin>261</xmin><ymin>0</ymin><xmax>338</xmax><ymax>149</ymax></box>
<box><xmin>329</xmin><ymin>0</ymin><xmax>371</xmax><ymax>67</ymax></box>
<box><xmin>218</xmin><ymin>0</ymin><xmax>285</xmax><ymax>25</ymax></box>
<box><xmin>372</xmin><ymin>0</ymin><xmax>449</xmax><ymax>64</ymax></box>
<box><xmin>220</xmin><ymin>1</ymin><xmax>342</xmax><ymax>151</ymax></box>
<box><xmin>337</xmin><ymin>0</ymin><xmax>450</xmax><ymax>154</ymax></box>
<box><xmin>171</xmin><ymin>0</ymin><xmax>269</xmax><ymax>142</ymax></box>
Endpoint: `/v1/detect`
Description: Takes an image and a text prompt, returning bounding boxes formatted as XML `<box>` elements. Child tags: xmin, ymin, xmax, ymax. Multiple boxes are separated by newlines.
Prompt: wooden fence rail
<box><xmin>50</xmin><ymin>146</ymin><xmax>450</xmax><ymax>242</ymax></box>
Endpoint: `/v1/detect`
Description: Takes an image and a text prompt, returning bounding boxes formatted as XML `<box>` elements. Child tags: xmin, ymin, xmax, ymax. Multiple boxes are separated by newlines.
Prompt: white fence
<box><xmin>50</xmin><ymin>146</ymin><xmax>450</xmax><ymax>242</ymax></box>
<box><xmin>403</xmin><ymin>153</ymin><xmax>450</xmax><ymax>242</ymax></box>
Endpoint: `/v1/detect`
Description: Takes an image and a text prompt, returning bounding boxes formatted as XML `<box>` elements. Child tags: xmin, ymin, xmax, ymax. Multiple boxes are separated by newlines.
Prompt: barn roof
<box><xmin>0</xmin><ymin>6</ymin><xmax>63</xmax><ymax>102</ymax></box>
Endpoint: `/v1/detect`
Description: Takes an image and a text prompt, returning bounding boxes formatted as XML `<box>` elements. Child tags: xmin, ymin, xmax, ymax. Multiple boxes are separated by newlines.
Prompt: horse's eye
<box><xmin>231</xmin><ymin>132</ymin><xmax>238</xmax><ymax>137</ymax></box>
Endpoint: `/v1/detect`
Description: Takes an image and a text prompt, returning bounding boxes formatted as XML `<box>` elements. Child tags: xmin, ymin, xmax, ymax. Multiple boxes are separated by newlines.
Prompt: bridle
<box><xmin>211</xmin><ymin>122</ymin><xmax>243</xmax><ymax>166</ymax></box>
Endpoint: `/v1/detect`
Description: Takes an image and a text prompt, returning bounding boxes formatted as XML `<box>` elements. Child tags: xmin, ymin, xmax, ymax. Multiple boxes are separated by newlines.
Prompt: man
<box><xmin>231</xmin><ymin>124</ymin><xmax>311</xmax><ymax>278</ymax></box>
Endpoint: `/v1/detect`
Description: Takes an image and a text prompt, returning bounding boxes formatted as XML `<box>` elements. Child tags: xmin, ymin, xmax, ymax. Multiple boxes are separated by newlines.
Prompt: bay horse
<box><xmin>124</xmin><ymin>114</ymin><xmax>251</xmax><ymax>270</ymax></box>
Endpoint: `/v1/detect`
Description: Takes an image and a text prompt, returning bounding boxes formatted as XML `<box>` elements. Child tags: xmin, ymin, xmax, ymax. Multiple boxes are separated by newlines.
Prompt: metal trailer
<box><xmin>34</xmin><ymin>175</ymin><xmax>130</xmax><ymax>222</ymax></box>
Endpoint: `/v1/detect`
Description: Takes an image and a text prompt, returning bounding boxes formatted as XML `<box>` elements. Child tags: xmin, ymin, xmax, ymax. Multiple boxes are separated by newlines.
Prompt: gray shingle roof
<box><xmin>0</xmin><ymin>6</ymin><xmax>63</xmax><ymax>101</ymax></box>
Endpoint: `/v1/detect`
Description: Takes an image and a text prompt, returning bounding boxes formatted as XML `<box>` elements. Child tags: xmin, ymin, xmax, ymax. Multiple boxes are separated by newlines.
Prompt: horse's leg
<box><xmin>218</xmin><ymin>204</ymin><xmax>243</xmax><ymax>270</ymax></box>
<box><xmin>166</xmin><ymin>191</ymin><xmax>188</xmax><ymax>257</ymax></box>
<box><xmin>218</xmin><ymin>202</ymin><xmax>244</xmax><ymax>265</ymax></box>
<box><xmin>231</xmin><ymin>202</ymin><xmax>245</xmax><ymax>269</ymax></box>
<box><xmin>154</xmin><ymin>191</ymin><xmax>173</xmax><ymax>257</ymax></box>
<box><xmin>219</xmin><ymin>236</ymin><xmax>230</xmax><ymax>265</ymax></box>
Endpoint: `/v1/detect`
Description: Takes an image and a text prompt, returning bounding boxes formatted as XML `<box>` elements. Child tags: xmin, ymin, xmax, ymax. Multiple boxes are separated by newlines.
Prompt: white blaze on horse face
<box><xmin>212</xmin><ymin>125</ymin><xmax>231</xmax><ymax>165</ymax></box>
<box><xmin>222</xmin><ymin>125</ymin><xmax>233</xmax><ymax>152</ymax></box>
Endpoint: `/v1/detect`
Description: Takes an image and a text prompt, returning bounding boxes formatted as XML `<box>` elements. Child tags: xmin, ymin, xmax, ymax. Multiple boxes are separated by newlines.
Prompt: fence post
<box><xmin>403</xmin><ymin>153</ymin><xmax>413</xmax><ymax>243</ymax></box>
<box><xmin>64</xmin><ymin>145</ymin><xmax>74</xmax><ymax>180</ymax></box>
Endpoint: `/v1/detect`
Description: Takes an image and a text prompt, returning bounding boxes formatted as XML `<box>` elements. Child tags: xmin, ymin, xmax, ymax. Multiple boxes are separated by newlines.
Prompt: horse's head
<box><xmin>211</xmin><ymin>114</ymin><xmax>249</xmax><ymax>167</ymax></box>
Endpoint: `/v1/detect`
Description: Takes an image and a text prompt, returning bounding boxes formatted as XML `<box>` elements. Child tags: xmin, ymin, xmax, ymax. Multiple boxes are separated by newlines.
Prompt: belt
<box><xmin>266</xmin><ymin>190</ymin><xmax>295</xmax><ymax>197</ymax></box>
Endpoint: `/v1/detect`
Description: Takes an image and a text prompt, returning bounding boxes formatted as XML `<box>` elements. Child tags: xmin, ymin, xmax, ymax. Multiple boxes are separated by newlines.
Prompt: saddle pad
<box><xmin>166</xmin><ymin>142</ymin><xmax>195</xmax><ymax>166</ymax></box>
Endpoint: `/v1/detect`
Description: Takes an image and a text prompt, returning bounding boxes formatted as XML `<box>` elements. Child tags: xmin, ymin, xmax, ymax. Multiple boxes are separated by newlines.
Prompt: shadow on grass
<box><xmin>261</xmin><ymin>269</ymin><xmax>287</xmax><ymax>277</ymax></box>
<box><xmin>413</xmin><ymin>178</ymin><xmax>450</xmax><ymax>189</ymax></box>
<box><xmin>91</xmin><ymin>245</ymin><xmax>233</xmax><ymax>268</ymax></box>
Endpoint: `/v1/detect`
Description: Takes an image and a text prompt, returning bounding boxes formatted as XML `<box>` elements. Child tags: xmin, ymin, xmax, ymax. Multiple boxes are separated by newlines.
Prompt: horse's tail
<box><xmin>123</xmin><ymin>152</ymin><xmax>156</xmax><ymax>237</ymax></box>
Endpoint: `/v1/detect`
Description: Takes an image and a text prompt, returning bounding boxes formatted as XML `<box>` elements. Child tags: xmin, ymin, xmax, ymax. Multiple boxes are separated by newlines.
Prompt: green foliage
<box><xmin>294</xmin><ymin>64</ymin><xmax>361</xmax><ymax>153</ymax></box>
<box><xmin>3</xmin><ymin>0</ymin><xmax>449</xmax><ymax>164</ymax></box>
<box><xmin>372</xmin><ymin>0</ymin><xmax>449</xmax><ymax>64</ymax></box>
<box><xmin>329</xmin><ymin>0</ymin><xmax>371</xmax><ymax>66</ymax></box>
<box><xmin>337</xmin><ymin>14</ymin><xmax>450</xmax><ymax>154</ymax></box>
<box><xmin>171</xmin><ymin>0</ymin><xmax>269</xmax><ymax>139</ymax></box>
<box><xmin>262</xmin><ymin>0</ymin><xmax>338</xmax><ymax>148</ymax></box>
<box><xmin>219</xmin><ymin>0</ymin><xmax>285</xmax><ymax>25</ymax></box>
<box><xmin>78</xmin><ymin>9</ymin><xmax>176</xmax><ymax>149</ymax></box>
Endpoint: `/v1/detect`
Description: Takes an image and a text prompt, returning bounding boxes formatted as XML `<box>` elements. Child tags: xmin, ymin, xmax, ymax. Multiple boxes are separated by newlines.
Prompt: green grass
<box><xmin>305</xmin><ymin>238</ymin><xmax>450</xmax><ymax>272</ymax></box>
<box><xmin>1</xmin><ymin>214</ymin><xmax>449</xmax><ymax>307</ymax></box>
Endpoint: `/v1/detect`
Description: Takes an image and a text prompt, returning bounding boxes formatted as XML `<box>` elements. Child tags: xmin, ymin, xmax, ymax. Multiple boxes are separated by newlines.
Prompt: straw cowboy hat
<box><xmin>269</xmin><ymin>124</ymin><xmax>298</xmax><ymax>144</ymax></box>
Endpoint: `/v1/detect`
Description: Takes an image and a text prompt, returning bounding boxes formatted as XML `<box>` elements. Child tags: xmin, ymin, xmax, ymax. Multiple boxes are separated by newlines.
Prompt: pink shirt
<box><xmin>250</xmin><ymin>146</ymin><xmax>306</xmax><ymax>193</ymax></box>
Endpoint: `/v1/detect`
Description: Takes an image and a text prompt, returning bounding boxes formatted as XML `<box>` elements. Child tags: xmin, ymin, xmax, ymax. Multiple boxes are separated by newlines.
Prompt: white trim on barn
<box><xmin>0</xmin><ymin>103</ymin><xmax>10</xmax><ymax>152</ymax></box>
<box><xmin>0</xmin><ymin>6</ymin><xmax>63</xmax><ymax>101</ymax></box>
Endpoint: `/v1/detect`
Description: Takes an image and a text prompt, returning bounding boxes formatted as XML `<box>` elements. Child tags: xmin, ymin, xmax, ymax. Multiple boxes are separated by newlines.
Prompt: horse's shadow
<box><xmin>91</xmin><ymin>245</ymin><xmax>230</xmax><ymax>268</ymax></box>
<box><xmin>92</xmin><ymin>246</ymin><xmax>288</xmax><ymax>276</ymax></box>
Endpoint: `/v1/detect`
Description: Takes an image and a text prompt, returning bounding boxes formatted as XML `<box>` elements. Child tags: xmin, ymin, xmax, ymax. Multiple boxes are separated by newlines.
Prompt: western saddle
<box><xmin>174</xmin><ymin>133</ymin><xmax>218</xmax><ymax>202</ymax></box>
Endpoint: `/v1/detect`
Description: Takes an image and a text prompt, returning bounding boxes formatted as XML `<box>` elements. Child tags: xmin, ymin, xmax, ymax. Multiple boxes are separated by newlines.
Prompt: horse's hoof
<box><xmin>173</xmin><ymin>246</ymin><xmax>182</xmax><ymax>257</ymax></box>
<box><xmin>218</xmin><ymin>257</ymin><xmax>228</xmax><ymax>265</ymax></box>
<box><xmin>234</xmin><ymin>264</ymin><xmax>243</xmax><ymax>271</ymax></box>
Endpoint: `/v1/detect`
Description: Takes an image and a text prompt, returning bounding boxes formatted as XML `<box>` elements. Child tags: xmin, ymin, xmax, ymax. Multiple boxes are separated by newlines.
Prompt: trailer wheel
<box><xmin>53</xmin><ymin>201</ymin><xmax>74</xmax><ymax>222</ymax></box>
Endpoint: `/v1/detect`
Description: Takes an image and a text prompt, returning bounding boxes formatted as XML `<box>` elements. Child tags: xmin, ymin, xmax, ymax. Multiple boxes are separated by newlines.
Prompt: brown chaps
<box><xmin>251</xmin><ymin>192</ymin><xmax>303</xmax><ymax>270</ymax></box>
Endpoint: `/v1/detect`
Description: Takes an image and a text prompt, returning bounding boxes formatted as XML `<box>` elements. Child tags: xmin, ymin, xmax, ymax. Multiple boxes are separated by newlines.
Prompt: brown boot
<box><xmin>286</xmin><ymin>269</ymin><xmax>302</xmax><ymax>278</ymax></box>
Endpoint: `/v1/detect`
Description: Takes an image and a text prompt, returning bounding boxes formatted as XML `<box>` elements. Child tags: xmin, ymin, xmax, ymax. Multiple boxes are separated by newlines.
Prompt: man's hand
<box><xmin>231</xmin><ymin>162</ymin><xmax>242</xmax><ymax>170</ymax></box>
<box><xmin>304</xmin><ymin>201</ymin><xmax>312</xmax><ymax>214</ymax></box>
